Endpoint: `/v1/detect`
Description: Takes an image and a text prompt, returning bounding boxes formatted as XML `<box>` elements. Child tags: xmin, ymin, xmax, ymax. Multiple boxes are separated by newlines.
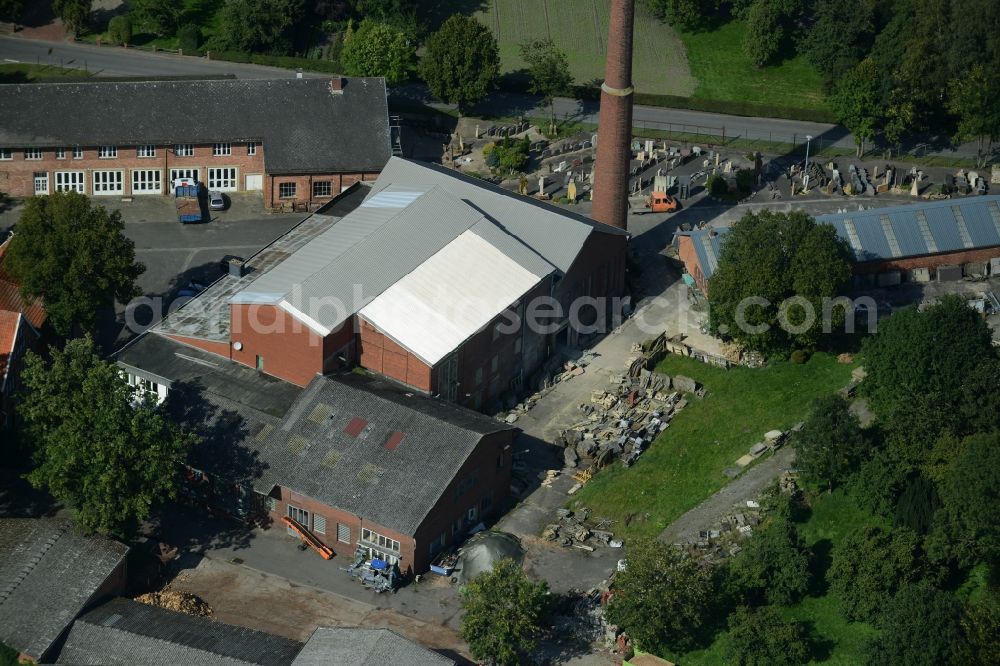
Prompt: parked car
<box><xmin>209</xmin><ymin>191</ymin><xmax>226</xmax><ymax>210</ymax></box>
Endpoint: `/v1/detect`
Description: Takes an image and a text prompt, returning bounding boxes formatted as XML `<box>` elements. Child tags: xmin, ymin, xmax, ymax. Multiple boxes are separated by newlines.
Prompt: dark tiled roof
<box><xmin>0</xmin><ymin>78</ymin><xmax>391</xmax><ymax>174</ymax></box>
<box><xmin>55</xmin><ymin>597</ymin><xmax>304</xmax><ymax>666</ymax></box>
<box><xmin>293</xmin><ymin>627</ymin><xmax>454</xmax><ymax>666</ymax></box>
<box><xmin>0</xmin><ymin>517</ymin><xmax>129</xmax><ymax>660</ymax></box>
<box><xmin>255</xmin><ymin>374</ymin><xmax>515</xmax><ymax>537</ymax></box>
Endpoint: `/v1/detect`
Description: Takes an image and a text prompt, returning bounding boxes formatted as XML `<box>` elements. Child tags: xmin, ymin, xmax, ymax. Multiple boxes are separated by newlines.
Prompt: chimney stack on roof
<box><xmin>328</xmin><ymin>77</ymin><xmax>344</xmax><ymax>94</ymax></box>
<box><xmin>591</xmin><ymin>0</ymin><xmax>636</xmax><ymax>231</ymax></box>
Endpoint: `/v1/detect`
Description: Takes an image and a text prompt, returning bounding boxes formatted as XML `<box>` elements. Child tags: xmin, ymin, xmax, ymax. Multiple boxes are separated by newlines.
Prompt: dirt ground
<box><xmin>168</xmin><ymin>557</ymin><xmax>469</xmax><ymax>659</ymax></box>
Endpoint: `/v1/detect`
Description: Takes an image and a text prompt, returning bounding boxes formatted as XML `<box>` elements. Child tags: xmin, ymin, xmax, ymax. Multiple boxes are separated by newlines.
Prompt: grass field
<box><xmin>674</xmin><ymin>490</ymin><xmax>883</xmax><ymax>665</ymax></box>
<box><xmin>678</xmin><ymin>21</ymin><xmax>828</xmax><ymax>113</ymax></box>
<box><xmin>572</xmin><ymin>353</ymin><xmax>856</xmax><ymax>541</ymax></box>
<box><xmin>0</xmin><ymin>63</ymin><xmax>93</xmax><ymax>83</ymax></box>
<box><xmin>473</xmin><ymin>0</ymin><xmax>694</xmax><ymax>96</ymax></box>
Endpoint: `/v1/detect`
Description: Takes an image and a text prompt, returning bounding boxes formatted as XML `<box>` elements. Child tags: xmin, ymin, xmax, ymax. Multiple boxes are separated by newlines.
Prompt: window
<box><xmin>247</xmin><ymin>142</ymin><xmax>257</xmax><ymax>156</ymax></box>
<box><xmin>213</xmin><ymin>143</ymin><xmax>232</xmax><ymax>156</ymax></box>
<box><xmin>313</xmin><ymin>514</ymin><xmax>327</xmax><ymax>534</ymax></box>
<box><xmin>131</xmin><ymin>169</ymin><xmax>161</xmax><ymax>194</ymax></box>
<box><xmin>337</xmin><ymin>523</ymin><xmax>351</xmax><ymax>544</ymax></box>
<box><xmin>360</xmin><ymin>528</ymin><xmax>400</xmax><ymax>553</ymax></box>
<box><xmin>55</xmin><ymin>147</ymin><xmax>66</xmax><ymax>160</ymax></box>
<box><xmin>98</xmin><ymin>146</ymin><xmax>117</xmax><ymax>158</ymax></box>
<box><xmin>429</xmin><ymin>533</ymin><xmax>445</xmax><ymax>556</ymax></box>
<box><xmin>490</xmin><ymin>354</ymin><xmax>499</xmax><ymax>374</ymax></box>
<box><xmin>175</xmin><ymin>144</ymin><xmax>193</xmax><ymax>157</ymax></box>
<box><xmin>467</xmin><ymin>506</ymin><xmax>478</xmax><ymax>523</ymax></box>
<box><xmin>92</xmin><ymin>170</ymin><xmax>123</xmax><ymax>195</ymax></box>
<box><xmin>255</xmin><ymin>355</ymin><xmax>264</xmax><ymax>371</ymax></box>
<box><xmin>55</xmin><ymin>171</ymin><xmax>85</xmax><ymax>193</ymax></box>
<box><xmin>25</xmin><ymin>148</ymin><xmax>42</xmax><ymax>160</ymax></box>
<box><xmin>136</xmin><ymin>145</ymin><xmax>156</xmax><ymax>158</ymax></box>
<box><xmin>208</xmin><ymin>167</ymin><xmax>237</xmax><ymax>191</ymax></box>
<box><xmin>514</xmin><ymin>336</ymin><xmax>522</xmax><ymax>354</ymax></box>
<box><xmin>33</xmin><ymin>172</ymin><xmax>48</xmax><ymax>195</ymax></box>
<box><xmin>170</xmin><ymin>168</ymin><xmax>199</xmax><ymax>185</ymax></box>
<box><xmin>287</xmin><ymin>505</ymin><xmax>309</xmax><ymax>528</ymax></box>
<box><xmin>475</xmin><ymin>367</ymin><xmax>484</xmax><ymax>386</ymax></box>
<box><xmin>0</xmin><ymin>148</ymin><xmax>10</xmax><ymax>160</ymax></box>
<box><xmin>279</xmin><ymin>182</ymin><xmax>297</xmax><ymax>199</ymax></box>
<box><xmin>72</xmin><ymin>146</ymin><xmax>83</xmax><ymax>159</ymax></box>
<box><xmin>496</xmin><ymin>451</ymin><xmax>504</xmax><ymax>469</ymax></box>
<box><xmin>312</xmin><ymin>181</ymin><xmax>331</xmax><ymax>198</ymax></box>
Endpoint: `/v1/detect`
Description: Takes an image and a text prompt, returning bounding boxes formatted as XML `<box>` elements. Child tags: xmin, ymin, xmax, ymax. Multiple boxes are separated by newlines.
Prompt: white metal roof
<box><xmin>359</xmin><ymin>230</ymin><xmax>547</xmax><ymax>366</ymax></box>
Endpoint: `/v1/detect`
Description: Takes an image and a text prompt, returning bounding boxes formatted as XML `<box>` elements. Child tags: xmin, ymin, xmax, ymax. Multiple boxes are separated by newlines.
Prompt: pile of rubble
<box><xmin>542</xmin><ymin>507</ymin><xmax>623</xmax><ymax>552</ymax></box>
<box><xmin>499</xmin><ymin>353</ymin><xmax>594</xmax><ymax>424</ymax></box>
<box><xmin>134</xmin><ymin>590</ymin><xmax>212</xmax><ymax>617</ymax></box>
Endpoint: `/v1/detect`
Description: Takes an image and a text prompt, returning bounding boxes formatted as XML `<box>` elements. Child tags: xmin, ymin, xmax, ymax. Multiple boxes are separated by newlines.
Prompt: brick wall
<box><xmin>0</xmin><ymin>142</ymin><xmax>264</xmax><ymax>198</ymax></box>
<box><xmin>357</xmin><ymin>317</ymin><xmax>433</xmax><ymax>392</ymax></box>
<box><xmin>265</xmin><ymin>172</ymin><xmax>380</xmax><ymax>209</ymax></box>
<box><xmin>854</xmin><ymin>246</ymin><xmax>1000</xmax><ymax>275</ymax></box>
<box><xmin>230</xmin><ymin>303</ymin><xmax>327</xmax><ymax>386</ymax></box>
<box><xmin>677</xmin><ymin>235</ymin><xmax>709</xmax><ymax>294</ymax></box>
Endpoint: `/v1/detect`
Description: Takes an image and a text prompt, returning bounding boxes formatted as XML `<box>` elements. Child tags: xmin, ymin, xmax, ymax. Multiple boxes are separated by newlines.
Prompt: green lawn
<box><xmin>673</xmin><ymin>490</ymin><xmax>883</xmax><ymax>665</ymax></box>
<box><xmin>0</xmin><ymin>63</ymin><xmax>92</xmax><ymax>83</ymax></box>
<box><xmin>573</xmin><ymin>353</ymin><xmax>856</xmax><ymax>541</ymax></box>
<box><xmin>678</xmin><ymin>21</ymin><xmax>829</xmax><ymax>113</ymax></box>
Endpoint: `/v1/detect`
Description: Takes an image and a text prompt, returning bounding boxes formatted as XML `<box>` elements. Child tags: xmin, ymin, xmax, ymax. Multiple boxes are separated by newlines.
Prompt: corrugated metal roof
<box><xmin>684</xmin><ymin>196</ymin><xmax>1000</xmax><ymax>281</ymax></box>
<box><xmin>359</xmin><ymin>230</ymin><xmax>548</xmax><ymax>366</ymax></box>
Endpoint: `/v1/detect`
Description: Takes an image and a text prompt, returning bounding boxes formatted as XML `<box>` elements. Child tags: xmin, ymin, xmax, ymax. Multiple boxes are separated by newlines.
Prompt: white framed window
<box><xmin>170</xmin><ymin>168</ymin><xmax>199</xmax><ymax>185</ymax></box>
<box><xmin>72</xmin><ymin>146</ymin><xmax>83</xmax><ymax>159</ymax></box>
<box><xmin>98</xmin><ymin>146</ymin><xmax>117</xmax><ymax>159</ymax></box>
<box><xmin>174</xmin><ymin>144</ymin><xmax>193</xmax><ymax>157</ymax></box>
<box><xmin>92</xmin><ymin>170</ymin><xmax>124</xmax><ymax>195</ymax></box>
<box><xmin>213</xmin><ymin>143</ymin><xmax>231</xmax><ymax>156</ymax></box>
<box><xmin>33</xmin><ymin>172</ymin><xmax>49</xmax><ymax>195</ymax></box>
<box><xmin>208</xmin><ymin>167</ymin><xmax>237</xmax><ymax>192</ymax></box>
<box><xmin>55</xmin><ymin>147</ymin><xmax>66</xmax><ymax>160</ymax></box>
<box><xmin>0</xmin><ymin>148</ymin><xmax>10</xmax><ymax>160</ymax></box>
<box><xmin>337</xmin><ymin>523</ymin><xmax>351</xmax><ymax>544</ymax></box>
<box><xmin>360</xmin><ymin>528</ymin><xmax>400</xmax><ymax>553</ymax></box>
<box><xmin>247</xmin><ymin>142</ymin><xmax>257</xmax><ymax>156</ymax></box>
<box><xmin>25</xmin><ymin>148</ymin><xmax>42</xmax><ymax>160</ymax></box>
<box><xmin>279</xmin><ymin>182</ymin><xmax>296</xmax><ymax>199</ymax></box>
<box><xmin>131</xmin><ymin>169</ymin><xmax>162</xmax><ymax>194</ymax></box>
<box><xmin>136</xmin><ymin>145</ymin><xmax>156</xmax><ymax>158</ymax></box>
<box><xmin>55</xmin><ymin>171</ymin><xmax>85</xmax><ymax>193</ymax></box>
<box><xmin>312</xmin><ymin>181</ymin><xmax>331</xmax><ymax>198</ymax></box>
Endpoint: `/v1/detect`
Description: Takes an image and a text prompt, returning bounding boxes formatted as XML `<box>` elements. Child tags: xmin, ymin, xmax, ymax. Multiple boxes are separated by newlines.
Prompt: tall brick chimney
<box><xmin>592</xmin><ymin>0</ymin><xmax>636</xmax><ymax>231</ymax></box>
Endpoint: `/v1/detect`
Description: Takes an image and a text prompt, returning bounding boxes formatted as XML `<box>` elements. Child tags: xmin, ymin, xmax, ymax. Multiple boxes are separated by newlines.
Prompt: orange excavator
<box><xmin>282</xmin><ymin>516</ymin><xmax>335</xmax><ymax>560</ymax></box>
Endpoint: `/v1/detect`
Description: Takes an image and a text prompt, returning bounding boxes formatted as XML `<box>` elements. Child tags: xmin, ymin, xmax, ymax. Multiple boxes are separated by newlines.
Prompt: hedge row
<box><xmin>207</xmin><ymin>50</ymin><xmax>343</xmax><ymax>74</ymax></box>
<box><xmin>631</xmin><ymin>92</ymin><xmax>837</xmax><ymax>124</ymax></box>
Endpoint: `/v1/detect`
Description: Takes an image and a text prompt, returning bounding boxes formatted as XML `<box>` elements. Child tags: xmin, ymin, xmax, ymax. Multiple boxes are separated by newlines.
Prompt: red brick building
<box><xmin>155</xmin><ymin>158</ymin><xmax>629</xmax><ymax>412</ymax></box>
<box><xmin>676</xmin><ymin>196</ymin><xmax>1000</xmax><ymax>293</ymax></box>
<box><xmin>115</xmin><ymin>332</ymin><xmax>514</xmax><ymax>575</ymax></box>
<box><xmin>0</xmin><ymin>77</ymin><xmax>392</xmax><ymax>209</ymax></box>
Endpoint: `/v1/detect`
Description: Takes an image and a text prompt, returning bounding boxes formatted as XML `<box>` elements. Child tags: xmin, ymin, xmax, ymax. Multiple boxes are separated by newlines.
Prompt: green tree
<box><xmin>4</xmin><ymin>191</ymin><xmax>144</xmax><ymax>337</ymax></box>
<box><xmin>864</xmin><ymin>585</ymin><xmax>967</xmax><ymax>666</ymax></box>
<box><xmin>802</xmin><ymin>0</ymin><xmax>875</xmax><ymax>84</ymax></box>
<box><xmin>0</xmin><ymin>0</ymin><xmax>25</xmax><ymax>23</ymax></box>
<box><xmin>419</xmin><ymin>14</ymin><xmax>499</xmax><ymax>113</ymax></box>
<box><xmin>948</xmin><ymin>64</ymin><xmax>1000</xmax><ymax>166</ymax></box>
<box><xmin>52</xmin><ymin>0</ymin><xmax>91</xmax><ymax>37</ymax></box>
<box><xmin>128</xmin><ymin>0</ymin><xmax>180</xmax><ymax>36</ymax></box>
<box><xmin>107</xmin><ymin>14</ymin><xmax>131</xmax><ymax>45</ymax></box>
<box><xmin>605</xmin><ymin>538</ymin><xmax>715</xmax><ymax>655</ymax></box>
<box><xmin>861</xmin><ymin>296</ymin><xmax>1000</xmax><ymax>461</ymax></box>
<box><xmin>341</xmin><ymin>19</ymin><xmax>415</xmax><ymax>85</ymax></box>
<box><xmin>218</xmin><ymin>0</ymin><xmax>305</xmax><ymax>54</ymax></box>
<box><xmin>964</xmin><ymin>590</ymin><xmax>1000</xmax><ymax>666</ymax></box>
<box><xmin>645</xmin><ymin>0</ymin><xmax>721</xmax><ymax>31</ymax></box>
<box><xmin>351</xmin><ymin>0</ymin><xmax>418</xmax><ymax>38</ymax></box>
<box><xmin>727</xmin><ymin>605</ymin><xmax>812</xmax><ymax>666</ymax></box>
<box><xmin>459</xmin><ymin>558</ymin><xmax>548</xmax><ymax>666</ymax></box>
<box><xmin>831</xmin><ymin>57</ymin><xmax>882</xmax><ymax>156</ymax></box>
<box><xmin>793</xmin><ymin>394</ymin><xmax>867</xmax><ymax>492</ymax></box>
<box><xmin>929</xmin><ymin>431</ymin><xmax>1000</xmax><ymax>566</ymax></box>
<box><xmin>729</xmin><ymin>517</ymin><xmax>811</xmax><ymax>605</ymax></box>
<box><xmin>707</xmin><ymin>210</ymin><xmax>852</xmax><ymax>354</ymax></box>
<box><xmin>742</xmin><ymin>0</ymin><xmax>785</xmax><ymax>67</ymax></box>
<box><xmin>849</xmin><ymin>448</ymin><xmax>908</xmax><ymax>518</ymax></box>
<box><xmin>519</xmin><ymin>39</ymin><xmax>572</xmax><ymax>136</ymax></box>
<box><xmin>178</xmin><ymin>23</ymin><xmax>201</xmax><ymax>52</ymax></box>
<box><xmin>19</xmin><ymin>337</ymin><xmax>198</xmax><ymax>538</ymax></box>
<box><xmin>893</xmin><ymin>473</ymin><xmax>940</xmax><ymax>534</ymax></box>
<box><xmin>828</xmin><ymin>525</ymin><xmax>924</xmax><ymax>622</ymax></box>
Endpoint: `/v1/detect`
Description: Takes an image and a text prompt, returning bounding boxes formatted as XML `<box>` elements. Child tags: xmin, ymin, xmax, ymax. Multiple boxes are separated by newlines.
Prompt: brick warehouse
<box><xmin>150</xmin><ymin>157</ymin><xmax>630</xmax><ymax>412</ymax></box>
<box><xmin>0</xmin><ymin>77</ymin><xmax>392</xmax><ymax>209</ymax></box>
<box><xmin>676</xmin><ymin>196</ymin><xmax>1000</xmax><ymax>293</ymax></box>
<box><xmin>114</xmin><ymin>332</ymin><xmax>514</xmax><ymax>575</ymax></box>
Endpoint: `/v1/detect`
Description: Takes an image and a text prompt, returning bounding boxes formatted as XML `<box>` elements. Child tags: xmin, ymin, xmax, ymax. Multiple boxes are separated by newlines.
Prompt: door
<box><xmin>245</xmin><ymin>174</ymin><xmax>262</xmax><ymax>191</ymax></box>
<box><xmin>33</xmin><ymin>172</ymin><xmax>49</xmax><ymax>195</ymax></box>
<box><xmin>170</xmin><ymin>168</ymin><xmax>199</xmax><ymax>187</ymax></box>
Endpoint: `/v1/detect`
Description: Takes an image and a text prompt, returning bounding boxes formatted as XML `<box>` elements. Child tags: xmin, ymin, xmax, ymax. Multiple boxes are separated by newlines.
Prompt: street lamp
<box><xmin>804</xmin><ymin>135</ymin><xmax>813</xmax><ymax>175</ymax></box>
<box><xmin>802</xmin><ymin>135</ymin><xmax>813</xmax><ymax>192</ymax></box>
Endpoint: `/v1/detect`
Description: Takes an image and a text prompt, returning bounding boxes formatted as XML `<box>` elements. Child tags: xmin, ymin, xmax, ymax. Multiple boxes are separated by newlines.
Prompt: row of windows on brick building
<box><xmin>0</xmin><ymin>143</ymin><xmax>258</xmax><ymax>161</ymax></box>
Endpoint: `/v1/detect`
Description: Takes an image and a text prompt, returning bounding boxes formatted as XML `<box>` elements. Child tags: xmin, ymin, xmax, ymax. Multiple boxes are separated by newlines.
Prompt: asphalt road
<box><xmin>1</xmin><ymin>35</ymin><xmax>983</xmax><ymax>159</ymax></box>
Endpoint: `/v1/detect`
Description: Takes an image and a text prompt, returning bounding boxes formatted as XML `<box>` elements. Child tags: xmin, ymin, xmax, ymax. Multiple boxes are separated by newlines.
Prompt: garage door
<box><xmin>208</xmin><ymin>167</ymin><xmax>237</xmax><ymax>192</ymax></box>
<box><xmin>245</xmin><ymin>174</ymin><xmax>262</xmax><ymax>191</ymax></box>
<box><xmin>170</xmin><ymin>168</ymin><xmax>199</xmax><ymax>186</ymax></box>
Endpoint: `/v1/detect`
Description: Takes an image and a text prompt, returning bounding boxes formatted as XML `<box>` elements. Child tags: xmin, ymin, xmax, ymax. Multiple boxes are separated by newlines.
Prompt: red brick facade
<box><xmin>0</xmin><ymin>143</ymin><xmax>377</xmax><ymax>209</ymax></box>
<box><xmin>853</xmin><ymin>246</ymin><xmax>1000</xmax><ymax>275</ymax></box>
<box><xmin>261</xmin><ymin>430</ymin><xmax>514</xmax><ymax>574</ymax></box>
<box><xmin>358</xmin><ymin>317</ymin><xmax>434</xmax><ymax>393</ymax></box>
